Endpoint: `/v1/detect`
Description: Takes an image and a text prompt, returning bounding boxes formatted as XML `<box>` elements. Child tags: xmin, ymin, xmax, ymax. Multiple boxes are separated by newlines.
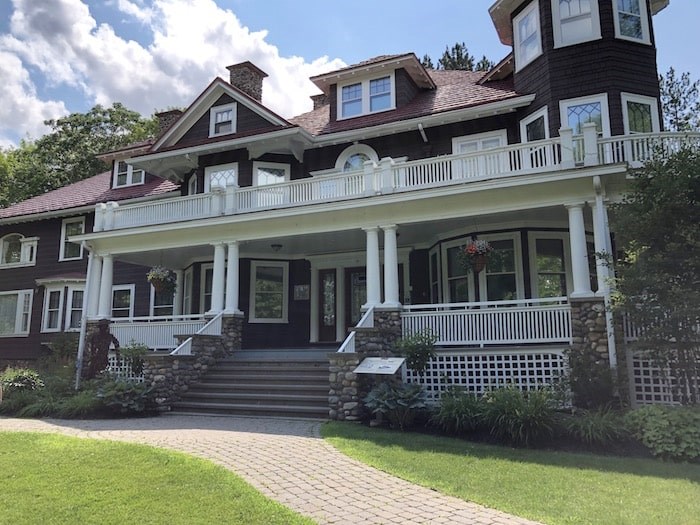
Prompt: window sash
<box><xmin>43</xmin><ymin>289</ymin><xmax>63</xmax><ymax>332</ymax></box>
<box><xmin>66</xmin><ymin>288</ymin><xmax>84</xmax><ymax>331</ymax></box>
<box><xmin>114</xmin><ymin>161</ymin><xmax>145</xmax><ymax>187</ymax></box>
<box><xmin>514</xmin><ymin>1</ymin><xmax>542</xmax><ymax>70</ymax></box>
<box><xmin>60</xmin><ymin>218</ymin><xmax>84</xmax><ymax>261</ymax></box>
<box><xmin>0</xmin><ymin>290</ymin><xmax>32</xmax><ymax>336</ymax></box>
<box><xmin>249</xmin><ymin>262</ymin><xmax>288</xmax><ymax>323</ymax></box>
<box><xmin>209</xmin><ymin>103</ymin><xmax>237</xmax><ymax>137</ymax></box>
<box><xmin>204</xmin><ymin>163</ymin><xmax>238</xmax><ymax>192</ymax></box>
<box><xmin>111</xmin><ymin>286</ymin><xmax>134</xmax><ymax>318</ymax></box>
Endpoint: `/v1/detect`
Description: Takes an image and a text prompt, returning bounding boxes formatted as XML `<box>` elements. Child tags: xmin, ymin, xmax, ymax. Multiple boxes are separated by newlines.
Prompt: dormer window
<box><xmin>338</xmin><ymin>74</ymin><xmax>395</xmax><ymax>119</ymax></box>
<box><xmin>551</xmin><ymin>0</ymin><xmax>601</xmax><ymax>48</ymax></box>
<box><xmin>209</xmin><ymin>103</ymin><xmax>237</xmax><ymax>137</ymax></box>
<box><xmin>514</xmin><ymin>0</ymin><xmax>542</xmax><ymax>71</ymax></box>
<box><xmin>113</xmin><ymin>161</ymin><xmax>144</xmax><ymax>188</ymax></box>
<box><xmin>613</xmin><ymin>0</ymin><xmax>650</xmax><ymax>44</ymax></box>
<box><xmin>1</xmin><ymin>234</ymin><xmax>37</xmax><ymax>268</ymax></box>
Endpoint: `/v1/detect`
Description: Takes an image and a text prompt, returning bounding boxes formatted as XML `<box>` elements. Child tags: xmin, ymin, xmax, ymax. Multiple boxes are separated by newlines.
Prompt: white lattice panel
<box><xmin>107</xmin><ymin>354</ymin><xmax>144</xmax><ymax>383</ymax></box>
<box><xmin>627</xmin><ymin>350</ymin><xmax>699</xmax><ymax>407</ymax></box>
<box><xmin>403</xmin><ymin>348</ymin><xmax>568</xmax><ymax>400</ymax></box>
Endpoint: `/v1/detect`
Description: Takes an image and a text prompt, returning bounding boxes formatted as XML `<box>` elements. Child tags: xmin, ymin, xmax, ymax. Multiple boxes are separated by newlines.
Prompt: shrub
<box><xmin>0</xmin><ymin>389</ymin><xmax>42</xmax><ymax>414</ymax></box>
<box><xmin>363</xmin><ymin>381</ymin><xmax>428</xmax><ymax>431</ymax></box>
<box><xmin>624</xmin><ymin>405</ymin><xmax>700</xmax><ymax>462</ymax></box>
<box><xmin>96</xmin><ymin>379</ymin><xmax>155</xmax><ymax>415</ymax></box>
<box><xmin>120</xmin><ymin>341</ymin><xmax>149</xmax><ymax>376</ymax></box>
<box><xmin>55</xmin><ymin>390</ymin><xmax>104</xmax><ymax>418</ymax></box>
<box><xmin>482</xmin><ymin>386</ymin><xmax>557</xmax><ymax>447</ymax></box>
<box><xmin>394</xmin><ymin>329</ymin><xmax>437</xmax><ymax>377</ymax></box>
<box><xmin>564</xmin><ymin>349</ymin><xmax>616</xmax><ymax>409</ymax></box>
<box><xmin>0</xmin><ymin>367</ymin><xmax>44</xmax><ymax>392</ymax></box>
<box><xmin>561</xmin><ymin>406</ymin><xmax>628</xmax><ymax>447</ymax></box>
<box><xmin>431</xmin><ymin>387</ymin><xmax>484</xmax><ymax>435</ymax></box>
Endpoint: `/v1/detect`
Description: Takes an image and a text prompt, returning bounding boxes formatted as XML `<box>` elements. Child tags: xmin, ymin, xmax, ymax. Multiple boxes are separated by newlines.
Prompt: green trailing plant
<box><xmin>394</xmin><ymin>329</ymin><xmax>437</xmax><ymax>377</ymax></box>
<box><xmin>561</xmin><ymin>406</ymin><xmax>628</xmax><ymax>447</ymax></box>
<box><xmin>96</xmin><ymin>379</ymin><xmax>155</xmax><ymax>415</ymax></box>
<box><xmin>119</xmin><ymin>341</ymin><xmax>149</xmax><ymax>376</ymax></box>
<box><xmin>431</xmin><ymin>387</ymin><xmax>484</xmax><ymax>435</ymax></box>
<box><xmin>624</xmin><ymin>405</ymin><xmax>700</xmax><ymax>462</ymax></box>
<box><xmin>0</xmin><ymin>367</ymin><xmax>44</xmax><ymax>392</ymax></box>
<box><xmin>482</xmin><ymin>386</ymin><xmax>557</xmax><ymax>447</ymax></box>
<box><xmin>363</xmin><ymin>381</ymin><xmax>428</xmax><ymax>431</ymax></box>
<box><xmin>146</xmin><ymin>266</ymin><xmax>177</xmax><ymax>295</ymax></box>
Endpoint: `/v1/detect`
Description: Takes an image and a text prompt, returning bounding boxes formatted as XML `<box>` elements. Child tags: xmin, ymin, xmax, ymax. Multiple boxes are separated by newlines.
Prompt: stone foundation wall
<box><xmin>570</xmin><ymin>297</ymin><xmax>610</xmax><ymax>365</ymax></box>
<box><xmin>328</xmin><ymin>308</ymin><xmax>403</xmax><ymax>421</ymax></box>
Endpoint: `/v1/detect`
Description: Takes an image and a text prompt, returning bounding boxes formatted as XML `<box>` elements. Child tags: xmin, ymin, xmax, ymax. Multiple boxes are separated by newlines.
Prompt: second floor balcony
<box><xmin>93</xmin><ymin>130</ymin><xmax>700</xmax><ymax>233</ymax></box>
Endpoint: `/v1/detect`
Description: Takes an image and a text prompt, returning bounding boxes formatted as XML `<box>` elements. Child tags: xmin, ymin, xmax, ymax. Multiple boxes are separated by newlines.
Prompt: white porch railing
<box><xmin>402</xmin><ymin>297</ymin><xmax>572</xmax><ymax>346</ymax></box>
<box><xmin>110</xmin><ymin>315</ymin><xmax>207</xmax><ymax>351</ymax></box>
<box><xmin>170</xmin><ymin>312</ymin><xmax>224</xmax><ymax>356</ymax></box>
<box><xmin>337</xmin><ymin>306</ymin><xmax>374</xmax><ymax>353</ymax></box>
<box><xmin>94</xmin><ymin>132</ymin><xmax>700</xmax><ymax>232</ymax></box>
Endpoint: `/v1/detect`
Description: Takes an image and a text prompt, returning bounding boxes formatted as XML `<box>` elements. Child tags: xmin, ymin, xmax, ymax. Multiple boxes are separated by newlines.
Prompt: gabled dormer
<box><xmin>97</xmin><ymin>141</ymin><xmax>153</xmax><ymax>190</ymax></box>
<box><xmin>309</xmin><ymin>54</ymin><xmax>436</xmax><ymax>123</ymax></box>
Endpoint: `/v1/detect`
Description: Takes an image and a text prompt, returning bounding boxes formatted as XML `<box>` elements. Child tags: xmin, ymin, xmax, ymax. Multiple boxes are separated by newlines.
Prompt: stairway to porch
<box><xmin>170</xmin><ymin>349</ymin><xmax>331</xmax><ymax>418</ymax></box>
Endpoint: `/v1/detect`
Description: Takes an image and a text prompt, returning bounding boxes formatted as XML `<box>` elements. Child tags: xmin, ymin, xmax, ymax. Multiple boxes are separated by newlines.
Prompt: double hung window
<box><xmin>0</xmin><ymin>234</ymin><xmax>36</xmax><ymax>267</ymax></box>
<box><xmin>60</xmin><ymin>217</ymin><xmax>85</xmax><ymax>261</ymax></box>
<box><xmin>113</xmin><ymin>161</ymin><xmax>144</xmax><ymax>188</ymax></box>
<box><xmin>0</xmin><ymin>290</ymin><xmax>32</xmax><ymax>337</ymax></box>
<box><xmin>514</xmin><ymin>1</ymin><xmax>542</xmax><ymax>70</ymax></box>
<box><xmin>552</xmin><ymin>0</ymin><xmax>601</xmax><ymax>48</ymax></box>
<box><xmin>613</xmin><ymin>0</ymin><xmax>650</xmax><ymax>43</ymax></box>
<box><xmin>209</xmin><ymin>103</ymin><xmax>237</xmax><ymax>137</ymax></box>
<box><xmin>249</xmin><ymin>261</ymin><xmax>288</xmax><ymax>323</ymax></box>
<box><xmin>338</xmin><ymin>74</ymin><xmax>395</xmax><ymax>119</ymax></box>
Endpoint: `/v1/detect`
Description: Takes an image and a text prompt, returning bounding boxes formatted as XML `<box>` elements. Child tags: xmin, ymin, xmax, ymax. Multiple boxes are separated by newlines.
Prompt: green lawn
<box><xmin>0</xmin><ymin>432</ymin><xmax>313</xmax><ymax>525</ymax></box>
<box><xmin>322</xmin><ymin>422</ymin><xmax>700</xmax><ymax>525</ymax></box>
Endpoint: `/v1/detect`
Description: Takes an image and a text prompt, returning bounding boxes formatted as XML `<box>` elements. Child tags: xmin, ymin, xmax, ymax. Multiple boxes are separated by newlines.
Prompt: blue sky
<box><xmin>0</xmin><ymin>0</ymin><xmax>697</xmax><ymax>147</ymax></box>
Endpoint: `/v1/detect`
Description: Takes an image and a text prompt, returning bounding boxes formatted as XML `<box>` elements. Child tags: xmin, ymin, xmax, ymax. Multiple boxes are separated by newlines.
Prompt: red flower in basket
<box><xmin>461</xmin><ymin>239</ymin><xmax>493</xmax><ymax>273</ymax></box>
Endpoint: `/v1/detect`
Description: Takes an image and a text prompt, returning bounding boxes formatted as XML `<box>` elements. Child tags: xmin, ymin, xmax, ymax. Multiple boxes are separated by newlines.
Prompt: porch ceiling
<box><xmin>111</xmin><ymin>205</ymin><xmax>571</xmax><ymax>269</ymax></box>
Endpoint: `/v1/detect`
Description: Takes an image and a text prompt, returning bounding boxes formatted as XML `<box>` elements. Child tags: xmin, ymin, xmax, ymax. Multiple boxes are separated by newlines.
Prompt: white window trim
<box><xmin>112</xmin><ymin>161</ymin><xmax>145</xmax><ymax>188</ymax></box>
<box><xmin>199</xmin><ymin>263</ymin><xmax>213</xmax><ymax>314</ymax></box>
<box><xmin>0</xmin><ymin>289</ymin><xmax>33</xmax><ymax>338</ymax></box>
<box><xmin>334</xmin><ymin>144</ymin><xmax>379</xmax><ymax>172</ymax></box>
<box><xmin>428</xmin><ymin>246</ymin><xmax>442</xmax><ymax>304</ymax></box>
<box><xmin>149</xmin><ymin>285</ymin><xmax>175</xmax><ymax>318</ymax></box>
<box><xmin>337</xmin><ymin>72</ymin><xmax>396</xmax><ymax>120</ymax></box>
<box><xmin>204</xmin><ymin>163</ymin><xmax>238</xmax><ymax>192</ymax></box>
<box><xmin>559</xmin><ymin>93</ymin><xmax>611</xmax><ymax>137</ymax></box>
<box><xmin>451</xmin><ymin>129</ymin><xmax>508</xmax><ymax>153</ymax></box>
<box><xmin>551</xmin><ymin>0</ymin><xmax>601</xmax><ymax>49</ymax></box>
<box><xmin>209</xmin><ymin>102</ymin><xmax>237</xmax><ymax>137</ymax></box>
<box><xmin>527</xmin><ymin>231</ymin><xmax>573</xmax><ymax>299</ymax></box>
<box><xmin>253</xmin><ymin>161</ymin><xmax>291</xmax><ymax>185</ymax></box>
<box><xmin>514</xmin><ymin>0</ymin><xmax>542</xmax><ymax>71</ymax></box>
<box><xmin>0</xmin><ymin>234</ymin><xmax>38</xmax><ymax>268</ymax></box>
<box><xmin>59</xmin><ymin>217</ymin><xmax>85</xmax><ymax>261</ymax></box>
<box><xmin>249</xmin><ymin>260</ymin><xmax>289</xmax><ymax>324</ymax></box>
<box><xmin>476</xmin><ymin>232</ymin><xmax>525</xmax><ymax>302</ymax></box>
<box><xmin>520</xmin><ymin>106</ymin><xmax>550</xmax><ymax>142</ymax></box>
<box><xmin>613</xmin><ymin>0</ymin><xmax>651</xmax><ymax>44</ymax></box>
<box><xmin>621</xmin><ymin>92</ymin><xmax>660</xmax><ymax>134</ymax></box>
<box><xmin>64</xmin><ymin>285</ymin><xmax>85</xmax><ymax>332</ymax></box>
<box><xmin>440</xmin><ymin>238</ymin><xmax>476</xmax><ymax>303</ymax></box>
<box><xmin>182</xmin><ymin>267</ymin><xmax>194</xmax><ymax>315</ymax></box>
<box><xmin>111</xmin><ymin>284</ymin><xmax>135</xmax><ymax>319</ymax></box>
<box><xmin>41</xmin><ymin>286</ymin><xmax>64</xmax><ymax>333</ymax></box>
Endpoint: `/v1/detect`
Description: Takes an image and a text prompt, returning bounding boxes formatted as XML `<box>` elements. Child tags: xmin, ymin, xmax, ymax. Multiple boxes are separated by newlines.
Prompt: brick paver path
<box><xmin>0</xmin><ymin>415</ymin><xmax>542</xmax><ymax>525</ymax></box>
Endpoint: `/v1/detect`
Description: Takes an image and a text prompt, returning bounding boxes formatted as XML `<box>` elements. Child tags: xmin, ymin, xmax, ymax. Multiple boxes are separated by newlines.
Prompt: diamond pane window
<box><xmin>567</xmin><ymin>102</ymin><xmax>602</xmax><ymax>135</ymax></box>
<box><xmin>627</xmin><ymin>101</ymin><xmax>653</xmax><ymax>133</ymax></box>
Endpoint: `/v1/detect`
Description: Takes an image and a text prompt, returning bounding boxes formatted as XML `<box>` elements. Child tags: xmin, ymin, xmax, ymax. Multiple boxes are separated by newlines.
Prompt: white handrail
<box><xmin>170</xmin><ymin>312</ymin><xmax>224</xmax><ymax>355</ymax></box>
<box><xmin>337</xmin><ymin>307</ymin><xmax>374</xmax><ymax>352</ymax></box>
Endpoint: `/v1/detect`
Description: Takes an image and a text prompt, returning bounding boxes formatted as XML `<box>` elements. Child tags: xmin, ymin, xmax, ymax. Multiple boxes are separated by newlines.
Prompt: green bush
<box><xmin>0</xmin><ymin>389</ymin><xmax>42</xmax><ymax>414</ymax></box>
<box><xmin>394</xmin><ymin>329</ymin><xmax>437</xmax><ymax>377</ymax></box>
<box><xmin>0</xmin><ymin>368</ymin><xmax>44</xmax><ymax>392</ymax></box>
<box><xmin>363</xmin><ymin>381</ymin><xmax>428</xmax><ymax>431</ymax></box>
<box><xmin>120</xmin><ymin>341</ymin><xmax>149</xmax><ymax>376</ymax></box>
<box><xmin>482</xmin><ymin>386</ymin><xmax>557</xmax><ymax>447</ymax></box>
<box><xmin>96</xmin><ymin>379</ymin><xmax>155</xmax><ymax>415</ymax></box>
<box><xmin>431</xmin><ymin>387</ymin><xmax>484</xmax><ymax>435</ymax></box>
<box><xmin>55</xmin><ymin>390</ymin><xmax>104</xmax><ymax>418</ymax></box>
<box><xmin>561</xmin><ymin>407</ymin><xmax>628</xmax><ymax>447</ymax></box>
<box><xmin>624</xmin><ymin>405</ymin><xmax>700</xmax><ymax>462</ymax></box>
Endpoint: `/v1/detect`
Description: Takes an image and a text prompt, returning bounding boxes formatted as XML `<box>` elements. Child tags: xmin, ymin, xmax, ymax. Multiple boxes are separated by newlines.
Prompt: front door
<box><xmin>318</xmin><ymin>269</ymin><xmax>336</xmax><ymax>342</ymax></box>
<box><xmin>345</xmin><ymin>267</ymin><xmax>367</xmax><ymax>330</ymax></box>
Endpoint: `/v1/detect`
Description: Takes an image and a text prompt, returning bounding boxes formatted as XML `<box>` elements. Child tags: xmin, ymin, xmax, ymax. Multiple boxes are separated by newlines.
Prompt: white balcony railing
<box><xmin>109</xmin><ymin>315</ymin><xmax>207</xmax><ymax>351</ymax></box>
<box><xmin>402</xmin><ymin>298</ymin><xmax>572</xmax><ymax>346</ymax></box>
<box><xmin>93</xmin><ymin>132</ymin><xmax>700</xmax><ymax>232</ymax></box>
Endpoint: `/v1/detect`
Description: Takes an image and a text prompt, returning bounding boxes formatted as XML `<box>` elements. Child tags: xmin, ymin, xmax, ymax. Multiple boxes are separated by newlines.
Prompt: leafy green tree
<box><xmin>609</xmin><ymin>147</ymin><xmax>700</xmax><ymax>404</ymax></box>
<box><xmin>659</xmin><ymin>68</ymin><xmax>700</xmax><ymax>131</ymax></box>
<box><xmin>1</xmin><ymin>103</ymin><xmax>158</xmax><ymax>206</ymax></box>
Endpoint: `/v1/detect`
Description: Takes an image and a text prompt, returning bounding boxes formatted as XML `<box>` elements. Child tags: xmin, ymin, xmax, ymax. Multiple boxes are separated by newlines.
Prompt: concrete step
<box><xmin>203</xmin><ymin>372</ymin><xmax>328</xmax><ymax>383</ymax></box>
<box><xmin>190</xmin><ymin>381</ymin><xmax>329</xmax><ymax>393</ymax></box>
<box><xmin>181</xmin><ymin>391</ymin><xmax>327</xmax><ymax>405</ymax></box>
<box><xmin>170</xmin><ymin>401</ymin><xmax>328</xmax><ymax>418</ymax></box>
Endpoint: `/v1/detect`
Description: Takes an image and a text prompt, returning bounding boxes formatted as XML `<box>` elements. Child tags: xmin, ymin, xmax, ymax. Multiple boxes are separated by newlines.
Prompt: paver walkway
<box><xmin>0</xmin><ymin>415</ymin><xmax>542</xmax><ymax>525</ymax></box>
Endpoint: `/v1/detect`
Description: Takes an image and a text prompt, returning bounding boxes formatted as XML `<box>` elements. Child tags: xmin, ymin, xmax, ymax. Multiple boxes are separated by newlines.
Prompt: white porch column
<box><xmin>591</xmin><ymin>197</ymin><xmax>612</xmax><ymax>296</ymax></box>
<box><xmin>309</xmin><ymin>265</ymin><xmax>319</xmax><ymax>343</ymax></box>
<box><xmin>336</xmin><ymin>266</ymin><xmax>346</xmax><ymax>342</ymax></box>
<box><xmin>173</xmin><ymin>270</ymin><xmax>184</xmax><ymax>316</ymax></box>
<box><xmin>87</xmin><ymin>254</ymin><xmax>103</xmax><ymax>318</ymax></box>
<box><xmin>97</xmin><ymin>254</ymin><xmax>114</xmax><ymax>318</ymax></box>
<box><xmin>224</xmin><ymin>241</ymin><xmax>242</xmax><ymax>314</ymax></box>
<box><xmin>363</xmin><ymin>227</ymin><xmax>382</xmax><ymax>308</ymax></box>
<box><xmin>209</xmin><ymin>243</ymin><xmax>226</xmax><ymax>314</ymax></box>
<box><xmin>381</xmin><ymin>224</ymin><xmax>401</xmax><ymax>308</ymax></box>
<box><xmin>566</xmin><ymin>204</ymin><xmax>593</xmax><ymax>297</ymax></box>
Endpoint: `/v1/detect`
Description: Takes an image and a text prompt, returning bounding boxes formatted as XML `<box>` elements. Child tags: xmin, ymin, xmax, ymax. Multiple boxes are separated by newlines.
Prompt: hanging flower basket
<box><xmin>459</xmin><ymin>239</ymin><xmax>493</xmax><ymax>273</ymax></box>
<box><xmin>146</xmin><ymin>266</ymin><xmax>176</xmax><ymax>295</ymax></box>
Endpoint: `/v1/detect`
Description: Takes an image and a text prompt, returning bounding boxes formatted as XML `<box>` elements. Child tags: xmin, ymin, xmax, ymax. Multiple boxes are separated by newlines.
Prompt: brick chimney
<box><xmin>310</xmin><ymin>93</ymin><xmax>329</xmax><ymax>110</ymax></box>
<box><xmin>155</xmin><ymin>109</ymin><xmax>183</xmax><ymax>135</ymax></box>
<box><xmin>226</xmin><ymin>61</ymin><xmax>268</xmax><ymax>101</ymax></box>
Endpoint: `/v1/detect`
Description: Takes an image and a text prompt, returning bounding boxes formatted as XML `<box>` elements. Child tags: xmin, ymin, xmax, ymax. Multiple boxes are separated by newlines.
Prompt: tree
<box><xmin>609</xmin><ymin>147</ymin><xmax>700</xmax><ymax>404</ymax></box>
<box><xmin>1</xmin><ymin>103</ymin><xmax>158</xmax><ymax>206</ymax></box>
<box><xmin>659</xmin><ymin>67</ymin><xmax>700</xmax><ymax>131</ymax></box>
<box><xmin>422</xmin><ymin>42</ymin><xmax>494</xmax><ymax>72</ymax></box>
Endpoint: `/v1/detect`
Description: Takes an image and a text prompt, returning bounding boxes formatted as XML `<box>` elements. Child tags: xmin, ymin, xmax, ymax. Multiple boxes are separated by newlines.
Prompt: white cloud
<box><xmin>0</xmin><ymin>0</ymin><xmax>345</xmax><ymax>146</ymax></box>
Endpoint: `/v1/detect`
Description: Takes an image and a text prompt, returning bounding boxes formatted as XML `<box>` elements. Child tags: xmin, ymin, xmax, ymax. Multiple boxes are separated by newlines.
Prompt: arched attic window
<box><xmin>335</xmin><ymin>144</ymin><xmax>379</xmax><ymax>172</ymax></box>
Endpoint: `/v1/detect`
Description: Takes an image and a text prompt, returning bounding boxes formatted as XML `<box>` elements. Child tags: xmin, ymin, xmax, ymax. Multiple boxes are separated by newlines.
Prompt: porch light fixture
<box><xmin>271</xmin><ymin>243</ymin><xmax>283</xmax><ymax>252</ymax></box>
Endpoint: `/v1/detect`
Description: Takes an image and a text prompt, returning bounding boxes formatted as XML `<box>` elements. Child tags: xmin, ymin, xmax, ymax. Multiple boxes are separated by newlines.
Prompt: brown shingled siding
<box><xmin>395</xmin><ymin>68</ymin><xmax>421</xmax><ymax>108</ymax></box>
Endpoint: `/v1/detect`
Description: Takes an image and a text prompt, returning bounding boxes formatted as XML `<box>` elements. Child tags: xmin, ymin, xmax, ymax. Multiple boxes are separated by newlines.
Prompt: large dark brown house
<box><xmin>1</xmin><ymin>0</ymin><xmax>696</xmax><ymax>416</ymax></box>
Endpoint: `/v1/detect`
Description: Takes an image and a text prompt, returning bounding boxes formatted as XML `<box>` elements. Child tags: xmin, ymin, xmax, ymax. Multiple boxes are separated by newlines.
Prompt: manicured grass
<box><xmin>0</xmin><ymin>432</ymin><xmax>313</xmax><ymax>525</ymax></box>
<box><xmin>322</xmin><ymin>422</ymin><xmax>700</xmax><ymax>525</ymax></box>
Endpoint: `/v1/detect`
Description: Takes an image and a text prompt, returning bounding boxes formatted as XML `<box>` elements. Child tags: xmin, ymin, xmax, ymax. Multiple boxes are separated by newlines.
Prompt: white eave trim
<box><xmin>36</xmin><ymin>276</ymin><xmax>86</xmax><ymax>286</ymax></box>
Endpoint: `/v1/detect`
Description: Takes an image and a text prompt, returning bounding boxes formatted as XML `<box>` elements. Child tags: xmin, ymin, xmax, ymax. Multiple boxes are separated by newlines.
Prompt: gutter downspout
<box><xmin>74</xmin><ymin>245</ymin><xmax>93</xmax><ymax>390</ymax></box>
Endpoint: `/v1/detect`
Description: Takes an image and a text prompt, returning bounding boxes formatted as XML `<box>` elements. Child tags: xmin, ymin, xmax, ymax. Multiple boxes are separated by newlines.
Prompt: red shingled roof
<box><xmin>291</xmin><ymin>69</ymin><xmax>519</xmax><ymax>136</ymax></box>
<box><xmin>0</xmin><ymin>171</ymin><xmax>179</xmax><ymax>221</ymax></box>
